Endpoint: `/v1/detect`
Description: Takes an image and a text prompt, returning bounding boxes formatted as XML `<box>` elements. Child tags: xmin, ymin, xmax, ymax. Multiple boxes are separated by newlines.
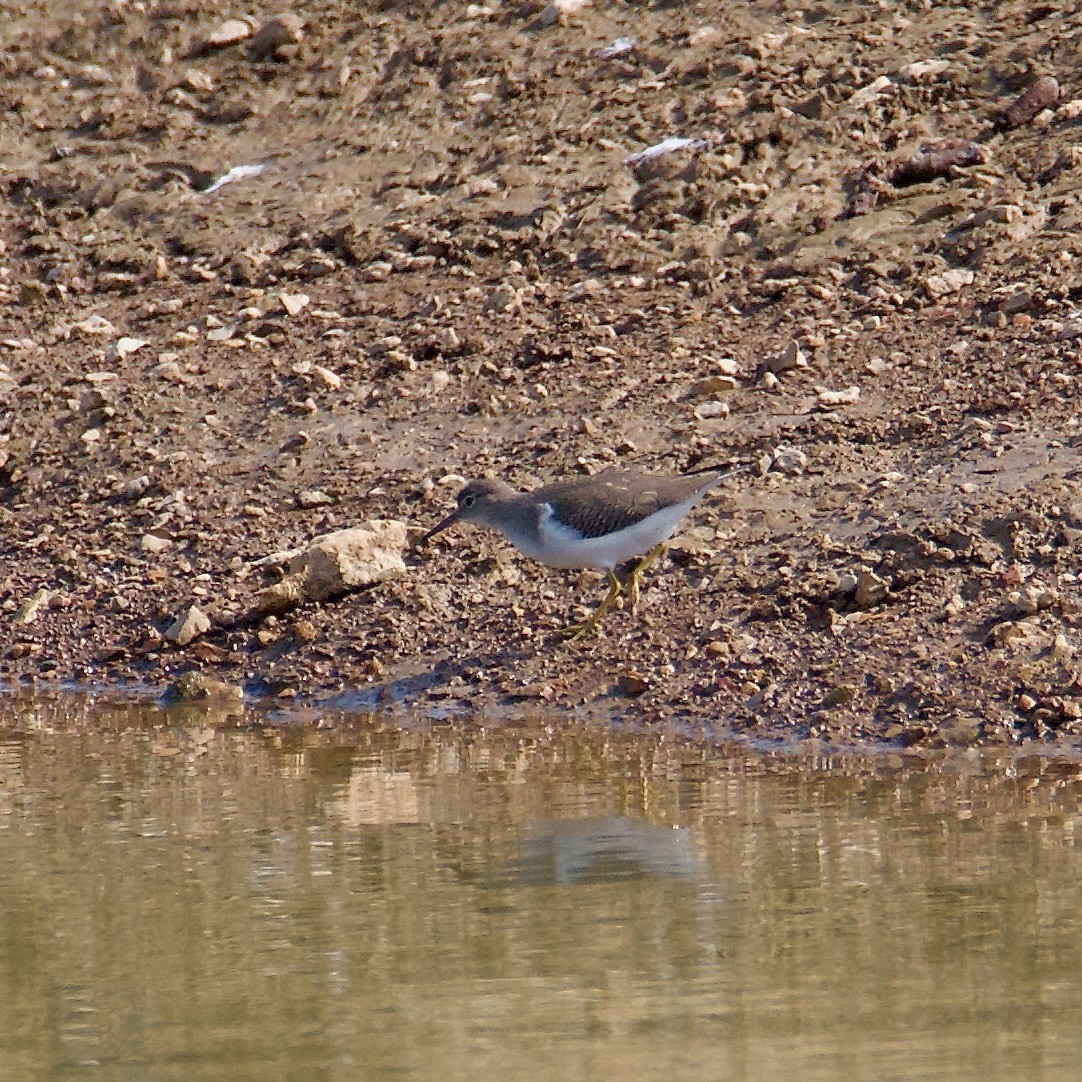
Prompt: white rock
<box><xmin>141</xmin><ymin>533</ymin><xmax>172</xmax><ymax>554</ymax></box>
<box><xmin>279</xmin><ymin>292</ymin><xmax>310</xmax><ymax>317</ymax></box>
<box><xmin>184</xmin><ymin>68</ymin><xmax>214</xmax><ymax>92</ymax></box>
<box><xmin>205</xmin><ymin>18</ymin><xmax>251</xmax><ymax>47</ymax></box>
<box><xmin>77</xmin><ymin>64</ymin><xmax>113</xmax><ymax>86</ymax></box>
<box><xmin>312</xmin><ymin>365</ymin><xmax>342</xmax><ymax>389</ymax></box>
<box><xmin>1053</xmin><ymin>634</ymin><xmax>1076</xmax><ymax>664</ymax></box>
<box><xmin>847</xmin><ymin>75</ymin><xmax>892</xmax><ymax>108</ymax></box>
<box><xmin>74</xmin><ymin>314</ymin><xmax>116</xmax><ymax>336</ymax></box>
<box><xmin>431</xmin><ymin>326</ymin><xmax>461</xmax><ymax>353</ymax></box>
<box><xmin>765</xmin><ymin>340</ymin><xmax>808</xmax><ymax>373</ymax></box>
<box><xmin>204</xmin><ymin>163</ymin><xmax>267</xmax><ymax>194</ymax></box>
<box><xmin>152</xmin><ymin>360</ymin><xmax>186</xmax><ymax>382</ymax></box>
<box><xmin>773</xmin><ymin>446</ymin><xmax>808</xmax><ymax>473</ymax></box>
<box><xmin>296</xmin><ymin>489</ymin><xmax>334</xmax><ymax>509</ymax></box>
<box><xmin>113</xmin><ymin>336</ymin><xmax>149</xmax><ymax>360</ymax></box>
<box><xmin>624</xmin><ymin>137</ymin><xmax>709</xmax><ymax>166</ymax></box>
<box><xmin>164</xmin><ymin>604</ymin><xmax>211</xmax><ymax>645</ymax></box>
<box><xmin>925</xmin><ymin>268</ymin><xmax>974</xmax><ymax>300</ymax></box>
<box><xmin>368</xmin><ymin>335</ymin><xmax>402</xmax><ymax>356</ymax></box>
<box><xmin>597</xmin><ymin>37</ymin><xmax>635</xmax><ymax>59</ymax></box>
<box><xmin>364</xmin><ymin>261</ymin><xmax>393</xmax><ymax>282</ymax></box>
<box><xmin>694</xmin><ymin>400</ymin><xmax>730</xmax><ymax>420</ymax></box>
<box><xmin>541</xmin><ymin>0</ymin><xmax>590</xmax><ymax>24</ymax></box>
<box><xmin>817</xmin><ymin>386</ymin><xmax>861</xmax><ymax>407</ymax></box>
<box><xmin>256</xmin><ymin>521</ymin><xmax>408</xmax><ymax>613</ymax></box>
<box><xmin>899</xmin><ymin>59</ymin><xmax>950</xmax><ymax>79</ymax></box>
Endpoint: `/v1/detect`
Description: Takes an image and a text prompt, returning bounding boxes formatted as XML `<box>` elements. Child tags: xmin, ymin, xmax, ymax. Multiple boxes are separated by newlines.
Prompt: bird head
<box><xmin>419</xmin><ymin>478</ymin><xmax>517</xmax><ymax>544</ymax></box>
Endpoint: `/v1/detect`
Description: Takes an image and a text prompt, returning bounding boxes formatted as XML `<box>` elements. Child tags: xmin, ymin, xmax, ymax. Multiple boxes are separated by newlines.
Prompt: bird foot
<box><xmin>557</xmin><ymin>571</ymin><xmax>624</xmax><ymax>641</ymax></box>
<box><xmin>560</xmin><ymin>614</ymin><xmax>604</xmax><ymax>642</ymax></box>
<box><xmin>556</xmin><ymin>547</ymin><xmax>667</xmax><ymax>639</ymax></box>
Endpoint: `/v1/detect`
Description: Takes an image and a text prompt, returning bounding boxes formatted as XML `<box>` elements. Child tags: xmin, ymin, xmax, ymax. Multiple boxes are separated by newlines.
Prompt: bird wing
<box><xmin>535</xmin><ymin>470</ymin><xmax>719</xmax><ymax>540</ymax></box>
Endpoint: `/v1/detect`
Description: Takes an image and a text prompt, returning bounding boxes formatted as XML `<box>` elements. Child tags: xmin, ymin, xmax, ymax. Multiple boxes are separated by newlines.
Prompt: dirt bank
<box><xmin>2</xmin><ymin>1</ymin><xmax>1081</xmax><ymax>749</ymax></box>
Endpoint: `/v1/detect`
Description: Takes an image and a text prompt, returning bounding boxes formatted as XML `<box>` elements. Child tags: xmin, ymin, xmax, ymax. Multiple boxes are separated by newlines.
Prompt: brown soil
<box><xmin>2</xmin><ymin>1</ymin><xmax>1081</xmax><ymax>750</ymax></box>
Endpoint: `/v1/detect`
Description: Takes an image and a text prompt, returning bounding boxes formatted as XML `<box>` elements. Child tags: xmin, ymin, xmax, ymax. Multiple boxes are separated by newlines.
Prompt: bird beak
<box><xmin>418</xmin><ymin>507</ymin><xmax>460</xmax><ymax>547</ymax></box>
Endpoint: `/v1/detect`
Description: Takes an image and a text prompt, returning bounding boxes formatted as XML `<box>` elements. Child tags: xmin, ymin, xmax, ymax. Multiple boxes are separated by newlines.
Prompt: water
<box><xmin>1</xmin><ymin>693</ymin><xmax>1081</xmax><ymax>1081</ymax></box>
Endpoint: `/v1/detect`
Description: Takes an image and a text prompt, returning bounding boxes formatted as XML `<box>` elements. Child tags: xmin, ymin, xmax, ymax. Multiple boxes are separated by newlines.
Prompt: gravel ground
<box><xmin>2</xmin><ymin>1</ymin><xmax>1081</xmax><ymax>750</ymax></box>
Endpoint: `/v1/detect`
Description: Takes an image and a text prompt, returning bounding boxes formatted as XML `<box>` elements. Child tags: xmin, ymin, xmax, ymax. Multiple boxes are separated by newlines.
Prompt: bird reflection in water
<box><xmin>494</xmin><ymin>817</ymin><xmax>699</xmax><ymax>887</ymax></box>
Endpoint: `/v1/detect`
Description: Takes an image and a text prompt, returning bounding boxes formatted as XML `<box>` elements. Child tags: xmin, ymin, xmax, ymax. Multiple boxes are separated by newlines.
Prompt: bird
<box><xmin>419</xmin><ymin>465</ymin><xmax>737</xmax><ymax>637</ymax></box>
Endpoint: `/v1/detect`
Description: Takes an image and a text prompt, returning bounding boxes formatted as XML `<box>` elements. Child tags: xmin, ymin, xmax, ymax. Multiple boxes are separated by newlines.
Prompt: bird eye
<box><xmin>462</xmin><ymin>494</ymin><xmax>476</xmax><ymax>508</ymax></box>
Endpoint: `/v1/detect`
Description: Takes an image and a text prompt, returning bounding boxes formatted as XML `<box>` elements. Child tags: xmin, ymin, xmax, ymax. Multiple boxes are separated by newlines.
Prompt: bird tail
<box><xmin>682</xmin><ymin>460</ymin><xmax>748</xmax><ymax>481</ymax></box>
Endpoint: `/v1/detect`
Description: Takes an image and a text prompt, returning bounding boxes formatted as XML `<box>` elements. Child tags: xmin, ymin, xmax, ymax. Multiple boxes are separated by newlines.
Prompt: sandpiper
<box><xmin>420</xmin><ymin>465</ymin><xmax>736</xmax><ymax>637</ymax></box>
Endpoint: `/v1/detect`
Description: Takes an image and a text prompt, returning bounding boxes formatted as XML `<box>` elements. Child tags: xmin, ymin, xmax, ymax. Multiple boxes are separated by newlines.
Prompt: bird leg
<box><xmin>560</xmin><ymin>544</ymin><xmax>668</xmax><ymax>639</ymax></box>
<box><xmin>623</xmin><ymin>543</ymin><xmax>666</xmax><ymax>614</ymax></box>
<box><xmin>562</xmin><ymin>570</ymin><xmax>625</xmax><ymax>640</ymax></box>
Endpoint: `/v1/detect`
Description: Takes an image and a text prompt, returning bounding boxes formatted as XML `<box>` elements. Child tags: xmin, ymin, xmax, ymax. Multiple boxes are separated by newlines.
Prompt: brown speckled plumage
<box><xmin>525</xmin><ymin>470</ymin><xmax>722</xmax><ymax>538</ymax></box>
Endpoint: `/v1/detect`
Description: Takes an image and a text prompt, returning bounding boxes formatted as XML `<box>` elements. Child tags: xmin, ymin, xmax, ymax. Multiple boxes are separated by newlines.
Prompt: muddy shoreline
<box><xmin>2</xmin><ymin>2</ymin><xmax>1081</xmax><ymax>750</ymax></box>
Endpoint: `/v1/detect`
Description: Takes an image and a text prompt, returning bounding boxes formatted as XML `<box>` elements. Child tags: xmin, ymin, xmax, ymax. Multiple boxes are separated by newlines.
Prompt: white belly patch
<box><xmin>525</xmin><ymin>495</ymin><xmax>701</xmax><ymax>570</ymax></box>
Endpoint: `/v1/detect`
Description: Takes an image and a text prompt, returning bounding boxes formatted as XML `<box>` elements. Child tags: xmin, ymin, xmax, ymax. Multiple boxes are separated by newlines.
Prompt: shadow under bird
<box><xmin>420</xmin><ymin>465</ymin><xmax>739</xmax><ymax>637</ymax></box>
